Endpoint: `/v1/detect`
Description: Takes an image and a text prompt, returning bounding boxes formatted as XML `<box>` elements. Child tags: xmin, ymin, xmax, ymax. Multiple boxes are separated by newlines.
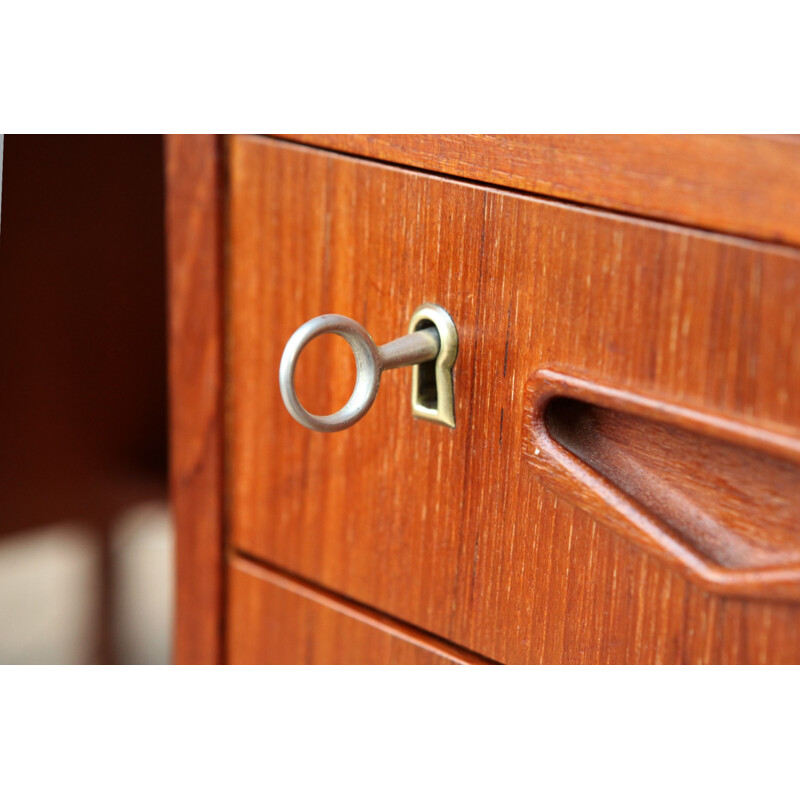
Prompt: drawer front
<box><xmin>227</xmin><ymin>558</ymin><xmax>483</xmax><ymax>664</ymax></box>
<box><xmin>229</xmin><ymin>136</ymin><xmax>800</xmax><ymax>664</ymax></box>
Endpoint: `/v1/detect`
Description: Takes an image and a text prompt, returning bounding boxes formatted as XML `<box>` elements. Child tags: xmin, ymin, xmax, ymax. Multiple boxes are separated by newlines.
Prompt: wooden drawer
<box><xmin>227</xmin><ymin>557</ymin><xmax>487</xmax><ymax>664</ymax></box>
<box><xmin>226</xmin><ymin>136</ymin><xmax>800</xmax><ymax>664</ymax></box>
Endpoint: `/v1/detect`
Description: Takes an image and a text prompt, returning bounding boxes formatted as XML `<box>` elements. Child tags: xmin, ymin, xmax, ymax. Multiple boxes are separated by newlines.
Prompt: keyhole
<box><xmin>413</xmin><ymin>319</ymin><xmax>438</xmax><ymax>411</ymax></box>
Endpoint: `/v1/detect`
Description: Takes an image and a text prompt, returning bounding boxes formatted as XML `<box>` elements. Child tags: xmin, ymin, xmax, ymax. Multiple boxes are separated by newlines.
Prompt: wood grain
<box><xmin>524</xmin><ymin>369</ymin><xmax>800</xmax><ymax>599</ymax></box>
<box><xmin>277</xmin><ymin>135</ymin><xmax>800</xmax><ymax>247</ymax></box>
<box><xmin>228</xmin><ymin>555</ymin><xmax>489</xmax><ymax>664</ymax></box>
<box><xmin>166</xmin><ymin>135</ymin><xmax>226</xmax><ymax>665</ymax></box>
<box><xmin>228</xmin><ymin>136</ymin><xmax>800</xmax><ymax>664</ymax></box>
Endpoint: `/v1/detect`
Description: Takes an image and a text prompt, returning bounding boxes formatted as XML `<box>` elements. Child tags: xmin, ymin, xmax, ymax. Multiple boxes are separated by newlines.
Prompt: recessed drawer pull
<box><xmin>279</xmin><ymin>303</ymin><xmax>458</xmax><ymax>433</ymax></box>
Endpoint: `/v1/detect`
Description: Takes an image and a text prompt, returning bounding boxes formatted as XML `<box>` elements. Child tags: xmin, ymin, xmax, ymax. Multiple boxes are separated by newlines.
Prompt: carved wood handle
<box><xmin>523</xmin><ymin>369</ymin><xmax>800</xmax><ymax>601</ymax></box>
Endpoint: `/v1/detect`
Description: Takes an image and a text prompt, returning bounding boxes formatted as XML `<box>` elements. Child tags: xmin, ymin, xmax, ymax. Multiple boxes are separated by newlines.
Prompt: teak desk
<box><xmin>168</xmin><ymin>134</ymin><xmax>800</xmax><ymax>664</ymax></box>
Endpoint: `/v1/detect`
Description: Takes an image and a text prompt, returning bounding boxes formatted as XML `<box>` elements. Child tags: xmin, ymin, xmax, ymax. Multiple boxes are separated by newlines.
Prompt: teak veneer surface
<box><xmin>228</xmin><ymin>557</ymin><xmax>488</xmax><ymax>664</ymax></box>
<box><xmin>167</xmin><ymin>135</ymin><xmax>225</xmax><ymax>664</ymax></box>
<box><xmin>278</xmin><ymin>135</ymin><xmax>800</xmax><ymax>247</ymax></box>
<box><xmin>228</xmin><ymin>136</ymin><xmax>800</xmax><ymax>664</ymax></box>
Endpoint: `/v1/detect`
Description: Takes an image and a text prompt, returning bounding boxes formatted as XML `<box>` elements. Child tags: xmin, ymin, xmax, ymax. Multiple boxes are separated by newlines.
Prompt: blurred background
<box><xmin>0</xmin><ymin>135</ymin><xmax>172</xmax><ymax>664</ymax></box>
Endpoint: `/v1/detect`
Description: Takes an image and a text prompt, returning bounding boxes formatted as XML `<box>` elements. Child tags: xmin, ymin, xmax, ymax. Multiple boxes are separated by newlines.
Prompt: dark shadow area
<box><xmin>0</xmin><ymin>135</ymin><xmax>169</xmax><ymax>663</ymax></box>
